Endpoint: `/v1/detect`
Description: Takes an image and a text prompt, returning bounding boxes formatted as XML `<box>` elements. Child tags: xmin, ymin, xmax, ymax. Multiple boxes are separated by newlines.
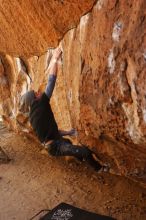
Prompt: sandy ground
<box><xmin>0</xmin><ymin>122</ymin><xmax>146</xmax><ymax>220</ymax></box>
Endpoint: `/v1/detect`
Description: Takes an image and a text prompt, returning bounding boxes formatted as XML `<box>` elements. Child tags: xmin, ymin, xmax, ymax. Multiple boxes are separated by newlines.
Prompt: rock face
<box><xmin>0</xmin><ymin>0</ymin><xmax>146</xmax><ymax>185</ymax></box>
<box><xmin>0</xmin><ymin>0</ymin><xmax>95</xmax><ymax>57</ymax></box>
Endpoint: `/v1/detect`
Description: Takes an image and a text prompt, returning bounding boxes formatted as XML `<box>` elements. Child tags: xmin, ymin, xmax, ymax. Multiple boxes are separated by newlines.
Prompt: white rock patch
<box><xmin>112</xmin><ymin>21</ymin><xmax>123</xmax><ymax>42</ymax></box>
<box><xmin>16</xmin><ymin>57</ymin><xmax>22</xmax><ymax>72</ymax></box>
<box><xmin>95</xmin><ymin>0</ymin><xmax>105</xmax><ymax>10</ymax></box>
<box><xmin>79</xmin><ymin>13</ymin><xmax>90</xmax><ymax>43</ymax></box>
<box><xmin>108</xmin><ymin>48</ymin><xmax>116</xmax><ymax>74</ymax></box>
<box><xmin>143</xmin><ymin>109</ymin><xmax>146</xmax><ymax>123</ymax></box>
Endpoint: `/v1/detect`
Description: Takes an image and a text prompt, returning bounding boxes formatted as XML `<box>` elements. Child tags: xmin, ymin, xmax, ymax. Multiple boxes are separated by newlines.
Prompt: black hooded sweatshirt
<box><xmin>29</xmin><ymin>93</ymin><xmax>60</xmax><ymax>143</ymax></box>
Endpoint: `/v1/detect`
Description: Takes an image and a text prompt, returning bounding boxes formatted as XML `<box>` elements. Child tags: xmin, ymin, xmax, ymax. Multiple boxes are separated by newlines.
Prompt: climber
<box><xmin>19</xmin><ymin>47</ymin><xmax>103</xmax><ymax>172</ymax></box>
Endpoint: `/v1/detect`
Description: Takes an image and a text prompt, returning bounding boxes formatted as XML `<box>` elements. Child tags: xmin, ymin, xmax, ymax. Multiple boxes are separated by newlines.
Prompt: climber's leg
<box><xmin>46</xmin><ymin>138</ymin><xmax>102</xmax><ymax>171</ymax></box>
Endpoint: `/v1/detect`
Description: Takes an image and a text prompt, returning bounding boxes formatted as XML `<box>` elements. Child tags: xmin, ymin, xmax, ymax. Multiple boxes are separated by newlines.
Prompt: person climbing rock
<box><xmin>19</xmin><ymin>47</ymin><xmax>103</xmax><ymax>172</ymax></box>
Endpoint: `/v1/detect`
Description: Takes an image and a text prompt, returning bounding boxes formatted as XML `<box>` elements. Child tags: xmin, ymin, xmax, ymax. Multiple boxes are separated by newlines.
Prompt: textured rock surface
<box><xmin>0</xmin><ymin>0</ymin><xmax>95</xmax><ymax>57</ymax></box>
<box><xmin>0</xmin><ymin>0</ymin><xmax>146</xmax><ymax>184</ymax></box>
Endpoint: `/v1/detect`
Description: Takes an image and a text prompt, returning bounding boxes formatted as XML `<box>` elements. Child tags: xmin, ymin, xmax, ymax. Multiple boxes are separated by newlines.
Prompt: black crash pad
<box><xmin>40</xmin><ymin>203</ymin><xmax>115</xmax><ymax>220</ymax></box>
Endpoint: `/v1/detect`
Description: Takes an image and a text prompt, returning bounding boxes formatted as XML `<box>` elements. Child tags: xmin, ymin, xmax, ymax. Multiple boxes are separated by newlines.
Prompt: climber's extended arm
<box><xmin>45</xmin><ymin>48</ymin><xmax>62</xmax><ymax>99</ymax></box>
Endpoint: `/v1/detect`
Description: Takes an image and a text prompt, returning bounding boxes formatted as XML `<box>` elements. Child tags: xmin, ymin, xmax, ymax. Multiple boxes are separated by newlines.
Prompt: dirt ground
<box><xmin>0</xmin><ymin>122</ymin><xmax>146</xmax><ymax>220</ymax></box>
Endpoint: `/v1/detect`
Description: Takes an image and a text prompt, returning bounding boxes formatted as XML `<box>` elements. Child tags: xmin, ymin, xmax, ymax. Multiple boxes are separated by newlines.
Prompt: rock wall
<box><xmin>0</xmin><ymin>0</ymin><xmax>146</xmax><ymax>185</ymax></box>
<box><xmin>0</xmin><ymin>0</ymin><xmax>95</xmax><ymax>57</ymax></box>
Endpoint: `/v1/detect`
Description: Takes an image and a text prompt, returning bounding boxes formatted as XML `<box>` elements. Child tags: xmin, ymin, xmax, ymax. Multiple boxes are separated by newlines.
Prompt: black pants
<box><xmin>47</xmin><ymin>138</ymin><xmax>102</xmax><ymax>171</ymax></box>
